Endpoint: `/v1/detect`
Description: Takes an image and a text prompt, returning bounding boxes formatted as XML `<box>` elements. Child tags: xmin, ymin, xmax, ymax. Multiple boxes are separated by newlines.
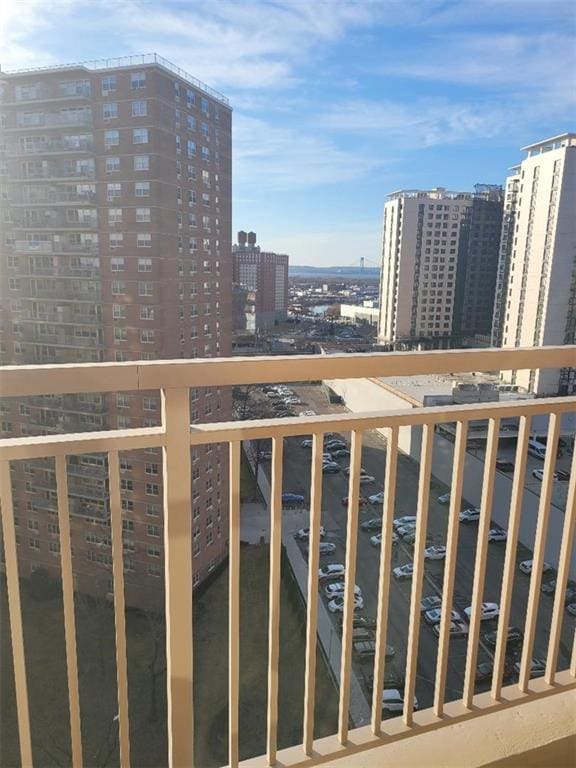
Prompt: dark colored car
<box><xmin>339</xmin><ymin>614</ymin><xmax>378</xmax><ymax>630</ymax></box>
<box><xmin>475</xmin><ymin>657</ymin><xmax>516</xmax><ymax>683</ymax></box>
<box><xmin>361</xmin><ymin>518</ymin><xmax>382</xmax><ymax>532</ymax></box>
<box><xmin>330</xmin><ymin>448</ymin><xmax>351</xmax><ymax>458</ymax></box>
<box><xmin>483</xmin><ymin>627</ymin><xmax>523</xmax><ymax>647</ymax></box>
<box><xmin>341</xmin><ymin>495</ymin><xmax>369</xmax><ymax>507</ymax></box>
<box><xmin>282</xmin><ymin>493</ymin><xmax>305</xmax><ymax>506</ymax></box>
<box><xmin>496</xmin><ymin>459</ymin><xmax>515</xmax><ymax>472</ymax></box>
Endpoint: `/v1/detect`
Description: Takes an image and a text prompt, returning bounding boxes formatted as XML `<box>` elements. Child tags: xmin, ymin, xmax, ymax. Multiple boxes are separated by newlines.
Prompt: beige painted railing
<box><xmin>0</xmin><ymin>346</ymin><xmax>575</xmax><ymax>768</ymax></box>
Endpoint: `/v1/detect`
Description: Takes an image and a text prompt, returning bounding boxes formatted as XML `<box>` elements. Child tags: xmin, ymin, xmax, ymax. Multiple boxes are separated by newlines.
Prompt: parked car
<box><xmin>343</xmin><ymin>466</ymin><xmax>367</xmax><ymax>476</ymax></box>
<box><xmin>393</xmin><ymin>516</ymin><xmax>417</xmax><ymax>529</ymax></box>
<box><xmin>532</xmin><ymin>469</ymin><xmax>559</xmax><ymax>482</ymax></box>
<box><xmin>338</xmin><ymin>614</ymin><xmax>377</xmax><ymax>630</ymax></box>
<box><xmin>420</xmin><ymin>595</ymin><xmax>442</xmax><ymax>612</ymax></box>
<box><xmin>432</xmin><ymin>620</ymin><xmax>469</xmax><ymax>638</ymax></box>
<box><xmin>325</xmin><ymin>441</ymin><xmax>347</xmax><ymax>451</ymax></box>
<box><xmin>322</xmin><ymin>462</ymin><xmax>341</xmax><ymax>474</ymax></box>
<box><xmin>354</xmin><ymin>640</ymin><xmax>377</xmax><ymax>658</ymax></box>
<box><xmin>476</xmin><ymin>658</ymin><xmax>516</xmax><ymax>682</ymax></box>
<box><xmin>318</xmin><ymin>563</ymin><xmax>345</xmax><ymax>580</ymax></box>
<box><xmin>424</xmin><ymin>545</ymin><xmax>446</xmax><ymax>560</ymax></box>
<box><xmin>358</xmin><ymin>475</ymin><xmax>376</xmax><ymax>485</ymax></box>
<box><xmin>483</xmin><ymin>627</ymin><xmax>523</xmax><ymax>646</ymax></box>
<box><xmin>438</xmin><ymin>493</ymin><xmax>451</xmax><ymax>505</ymax></box>
<box><xmin>423</xmin><ymin>608</ymin><xmax>462</xmax><ymax>625</ymax></box>
<box><xmin>370</xmin><ymin>531</ymin><xmax>399</xmax><ymax>547</ymax></box>
<box><xmin>352</xmin><ymin>627</ymin><xmax>374</xmax><ymax>641</ymax></box>
<box><xmin>301</xmin><ymin>439</ymin><xmax>313</xmax><ymax>448</ymax></box>
<box><xmin>397</xmin><ymin>523</ymin><xmax>417</xmax><ymax>538</ymax></box>
<box><xmin>402</xmin><ymin>531</ymin><xmax>417</xmax><ymax>545</ymax></box>
<box><xmin>295</xmin><ymin>526</ymin><xmax>326</xmax><ymax>540</ymax></box>
<box><xmin>556</xmin><ymin>470</ymin><xmax>571</xmax><ymax>481</ymax></box>
<box><xmin>369</xmin><ymin>492</ymin><xmax>385</xmax><ymax>505</ymax></box>
<box><xmin>307</xmin><ymin>542</ymin><xmax>337</xmax><ymax>557</ymax></box>
<box><xmin>566</xmin><ymin>603</ymin><xmax>576</xmax><ymax>616</ymax></box>
<box><xmin>459</xmin><ymin>508</ymin><xmax>481</xmax><ymax>523</ymax></box>
<box><xmin>496</xmin><ymin>459</ymin><xmax>515</xmax><ymax>473</ymax></box>
<box><xmin>327</xmin><ymin>594</ymin><xmax>364</xmax><ymax>613</ymax></box>
<box><xmin>341</xmin><ymin>495</ymin><xmax>369</xmax><ymax>507</ymax></box>
<box><xmin>513</xmin><ymin>658</ymin><xmax>546</xmax><ymax>678</ymax></box>
<box><xmin>282</xmin><ymin>493</ymin><xmax>305</xmax><ymax>506</ymax></box>
<box><xmin>393</xmin><ymin>564</ymin><xmax>414</xmax><ymax>580</ymax></box>
<box><xmin>258</xmin><ymin>451</ymin><xmax>273</xmax><ymax>460</ymax></box>
<box><xmin>325</xmin><ymin>582</ymin><xmax>362</xmax><ymax>599</ymax></box>
<box><xmin>300</xmin><ymin>410</ymin><xmax>316</xmax><ymax>417</ymax></box>
<box><xmin>519</xmin><ymin>560</ymin><xmax>552</xmax><ymax>575</ymax></box>
<box><xmin>361</xmin><ymin>518</ymin><xmax>382</xmax><ymax>532</ymax></box>
<box><xmin>464</xmin><ymin>602</ymin><xmax>499</xmax><ymax>621</ymax></box>
<box><xmin>330</xmin><ymin>447</ymin><xmax>351</xmax><ymax>458</ymax></box>
<box><xmin>382</xmin><ymin>689</ymin><xmax>418</xmax><ymax>713</ymax></box>
<box><xmin>488</xmin><ymin>528</ymin><xmax>507</xmax><ymax>542</ymax></box>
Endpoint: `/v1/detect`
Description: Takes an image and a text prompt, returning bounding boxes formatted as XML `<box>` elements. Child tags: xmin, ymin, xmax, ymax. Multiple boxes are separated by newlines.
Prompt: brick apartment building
<box><xmin>0</xmin><ymin>54</ymin><xmax>232</xmax><ymax>610</ymax></box>
<box><xmin>232</xmin><ymin>230</ymin><xmax>289</xmax><ymax>332</ymax></box>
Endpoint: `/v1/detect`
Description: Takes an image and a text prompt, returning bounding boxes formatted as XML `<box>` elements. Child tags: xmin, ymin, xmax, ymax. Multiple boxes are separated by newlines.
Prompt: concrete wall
<box><xmin>327</xmin><ymin>377</ymin><xmax>575</xmax><ymax>578</ymax></box>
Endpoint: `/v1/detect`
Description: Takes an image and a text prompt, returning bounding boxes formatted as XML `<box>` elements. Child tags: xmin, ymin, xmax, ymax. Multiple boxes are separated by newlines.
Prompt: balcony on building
<box><xmin>0</xmin><ymin>346</ymin><xmax>574</xmax><ymax>768</ymax></box>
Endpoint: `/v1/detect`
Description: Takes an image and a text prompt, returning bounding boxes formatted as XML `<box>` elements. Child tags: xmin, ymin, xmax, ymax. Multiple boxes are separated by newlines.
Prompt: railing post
<box><xmin>162</xmin><ymin>387</ymin><xmax>194</xmax><ymax>768</ymax></box>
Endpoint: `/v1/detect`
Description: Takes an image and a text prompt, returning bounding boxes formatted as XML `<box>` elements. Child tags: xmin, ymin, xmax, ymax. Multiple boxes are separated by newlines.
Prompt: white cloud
<box><xmin>234</xmin><ymin>114</ymin><xmax>384</xmax><ymax>191</ymax></box>
<box><xmin>0</xmin><ymin>0</ymin><xmax>74</xmax><ymax>69</ymax></box>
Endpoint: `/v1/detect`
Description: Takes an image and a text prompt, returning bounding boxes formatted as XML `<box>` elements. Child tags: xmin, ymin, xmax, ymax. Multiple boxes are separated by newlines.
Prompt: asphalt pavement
<box><xmin>251</xmin><ymin>383</ymin><xmax>575</xmax><ymax>715</ymax></box>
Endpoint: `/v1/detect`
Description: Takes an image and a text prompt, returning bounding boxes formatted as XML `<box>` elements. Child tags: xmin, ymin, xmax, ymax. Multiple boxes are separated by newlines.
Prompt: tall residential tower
<box><xmin>377</xmin><ymin>186</ymin><xmax>503</xmax><ymax>347</ymax></box>
<box><xmin>492</xmin><ymin>133</ymin><xmax>576</xmax><ymax>395</ymax></box>
<box><xmin>0</xmin><ymin>55</ymin><xmax>232</xmax><ymax>609</ymax></box>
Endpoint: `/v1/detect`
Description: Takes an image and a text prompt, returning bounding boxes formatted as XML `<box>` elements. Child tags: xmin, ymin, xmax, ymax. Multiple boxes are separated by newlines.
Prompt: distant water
<box><xmin>290</xmin><ymin>266</ymin><xmax>379</xmax><ymax>279</ymax></box>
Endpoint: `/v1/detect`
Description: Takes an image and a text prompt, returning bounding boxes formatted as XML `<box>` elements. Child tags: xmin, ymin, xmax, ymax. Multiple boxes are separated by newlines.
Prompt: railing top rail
<box><xmin>1</xmin><ymin>396</ymin><xmax>574</xmax><ymax>462</ymax></box>
<box><xmin>0</xmin><ymin>346</ymin><xmax>573</xmax><ymax>398</ymax></box>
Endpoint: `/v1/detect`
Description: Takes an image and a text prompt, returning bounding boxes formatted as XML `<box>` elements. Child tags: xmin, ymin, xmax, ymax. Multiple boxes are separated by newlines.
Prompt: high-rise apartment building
<box><xmin>492</xmin><ymin>133</ymin><xmax>576</xmax><ymax>395</ymax></box>
<box><xmin>377</xmin><ymin>186</ymin><xmax>503</xmax><ymax>347</ymax></box>
<box><xmin>0</xmin><ymin>55</ymin><xmax>232</xmax><ymax>609</ymax></box>
<box><xmin>232</xmin><ymin>230</ymin><xmax>289</xmax><ymax>332</ymax></box>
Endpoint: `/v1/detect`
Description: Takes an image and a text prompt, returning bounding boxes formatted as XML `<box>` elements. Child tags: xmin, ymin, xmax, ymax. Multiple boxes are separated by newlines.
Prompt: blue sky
<box><xmin>2</xmin><ymin>0</ymin><xmax>575</xmax><ymax>265</ymax></box>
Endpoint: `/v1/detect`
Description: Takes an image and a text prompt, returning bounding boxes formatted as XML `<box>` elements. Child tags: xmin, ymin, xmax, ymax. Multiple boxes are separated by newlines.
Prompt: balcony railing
<box><xmin>0</xmin><ymin>346</ymin><xmax>574</xmax><ymax>768</ymax></box>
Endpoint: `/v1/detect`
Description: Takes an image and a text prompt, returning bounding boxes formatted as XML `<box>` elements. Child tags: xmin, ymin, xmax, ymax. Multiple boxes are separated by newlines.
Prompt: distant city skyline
<box><xmin>2</xmin><ymin>0</ymin><xmax>574</xmax><ymax>265</ymax></box>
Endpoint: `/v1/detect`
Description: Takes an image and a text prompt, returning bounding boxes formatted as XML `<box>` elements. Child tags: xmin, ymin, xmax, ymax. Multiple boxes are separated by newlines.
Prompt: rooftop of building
<box><xmin>521</xmin><ymin>132</ymin><xmax>576</xmax><ymax>153</ymax></box>
<box><xmin>386</xmin><ymin>184</ymin><xmax>502</xmax><ymax>202</ymax></box>
<box><xmin>377</xmin><ymin>371</ymin><xmax>533</xmax><ymax>407</ymax></box>
<box><xmin>0</xmin><ymin>52</ymin><xmax>230</xmax><ymax>107</ymax></box>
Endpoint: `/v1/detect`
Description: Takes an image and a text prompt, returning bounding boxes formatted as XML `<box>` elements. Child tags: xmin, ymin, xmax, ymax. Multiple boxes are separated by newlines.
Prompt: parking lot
<box><xmin>249</xmin><ymin>383</ymin><xmax>575</xmax><ymax>714</ymax></box>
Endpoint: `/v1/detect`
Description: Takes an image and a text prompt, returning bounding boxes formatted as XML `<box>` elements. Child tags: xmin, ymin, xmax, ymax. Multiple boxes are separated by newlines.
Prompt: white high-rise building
<box><xmin>494</xmin><ymin>134</ymin><xmax>576</xmax><ymax>395</ymax></box>
<box><xmin>377</xmin><ymin>186</ymin><xmax>502</xmax><ymax>346</ymax></box>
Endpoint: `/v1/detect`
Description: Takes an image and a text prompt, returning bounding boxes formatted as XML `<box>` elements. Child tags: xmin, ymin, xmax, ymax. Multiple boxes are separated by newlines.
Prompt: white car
<box><xmin>369</xmin><ymin>492</ymin><xmax>385</xmax><ymax>505</ymax></box>
<box><xmin>424</xmin><ymin>545</ymin><xmax>446</xmax><ymax>560</ymax></box>
<box><xmin>382</xmin><ymin>689</ymin><xmax>418</xmax><ymax>713</ymax></box>
<box><xmin>393</xmin><ymin>516</ymin><xmax>417</xmax><ymax>530</ymax></box>
<box><xmin>397</xmin><ymin>524</ymin><xmax>417</xmax><ymax>538</ymax></box>
<box><xmin>438</xmin><ymin>493</ymin><xmax>451</xmax><ymax>505</ymax></box>
<box><xmin>358</xmin><ymin>475</ymin><xmax>376</xmax><ymax>485</ymax></box>
<box><xmin>295</xmin><ymin>526</ymin><xmax>326</xmax><ymax>540</ymax></box>
<box><xmin>532</xmin><ymin>469</ymin><xmax>559</xmax><ymax>482</ymax></box>
<box><xmin>318</xmin><ymin>564</ymin><xmax>345</xmax><ymax>580</ymax></box>
<box><xmin>301</xmin><ymin>439</ymin><xmax>313</xmax><ymax>448</ymax></box>
<box><xmin>327</xmin><ymin>594</ymin><xmax>364</xmax><ymax>613</ymax></box>
<box><xmin>424</xmin><ymin>608</ymin><xmax>462</xmax><ymax>625</ymax></box>
<box><xmin>299</xmin><ymin>410</ymin><xmax>316</xmax><ymax>417</ymax></box>
<box><xmin>488</xmin><ymin>528</ymin><xmax>507</xmax><ymax>543</ymax></box>
<box><xmin>432</xmin><ymin>620</ymin><xmax>469</xmax><ymax>638</ymax></box>
<box><xmin>519</xmin><ymin>560</ymin><xmax>552</xmax><ymax>575</ymax></box>
<box><xmin>343</xmin><ymin>466</ymin><xmax>367</xmax><ymax>476</ymax></box>
<box><xmin>459</xmin><ymin>508</ymin><xmax>481</xmax><ymax>523</ymax></box>
<box><xmin>370</xmin><ymin>532</ymin><xmax>399</xmax><ymax>547</ymax></box>
<box><xmin>393</xmin><ymin>564</ymin><xmax>414</xmax><ymax>580</ymax></box>
<box><xmin>464</xmin><ymin>602</ymin><xmax>499</xmax><ymax>621</ymax></box>
<box><xmin>324</xmin><ymin>582</ymin><xmax>362</xmax><ymax>599</ymax></box>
